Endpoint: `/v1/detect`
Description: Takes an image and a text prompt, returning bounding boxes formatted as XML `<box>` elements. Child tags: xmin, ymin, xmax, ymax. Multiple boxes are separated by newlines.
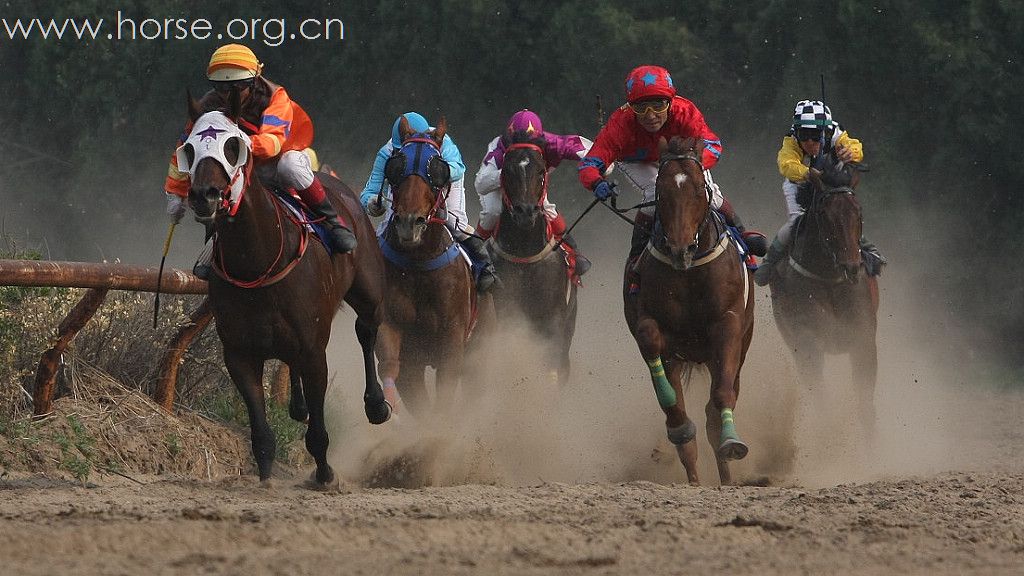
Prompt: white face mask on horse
<box><xmin>175</xmin><ymin>111</ymin><xmax>252</xmax><ymax>216</ymax></box>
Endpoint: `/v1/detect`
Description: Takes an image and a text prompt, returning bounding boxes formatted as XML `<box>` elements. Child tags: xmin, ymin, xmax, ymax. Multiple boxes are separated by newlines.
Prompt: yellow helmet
<box><xmin>207</xmin><ymin>44</ymin><xmax>263</xmax><ymax>81</ymax></box>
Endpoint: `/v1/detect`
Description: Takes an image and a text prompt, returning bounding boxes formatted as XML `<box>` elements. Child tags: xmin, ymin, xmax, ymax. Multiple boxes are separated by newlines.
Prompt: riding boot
<box><xmin>310</xmin><ymin>198</ymin><xmax>357</xmax><ymax>253</ymax></box>
<box><xmin>459</xmin><ymin>235</ymin><xmax>502</xmax><ymax>293</ymax></box>
<box><xmin>626</xmin><ymin>213</ymin><xmax>655</xmax><ymax>293</ymax></box>
<box><xmin>719</xmin><ymin>199</ymin><xmax>768</xmax><ymax>257</ymax></box>
<box><xmin>296</xmin><ymin>176</ymin><xmax>357</xmax><ymax>254</ymax></box>
<box><xmin>753</xmin><ymin>237</ymin><xmax>785</xmax><ymax>287</ymax></box>
<box><xmin>560</xmin><ymin>233</ymin><xmax>591</xmax><ymax>276</ymax></box>
<box><xmin>860</xmin><ymin>236</ymin><xmax>887</xmax><ymax>277</ymax></box>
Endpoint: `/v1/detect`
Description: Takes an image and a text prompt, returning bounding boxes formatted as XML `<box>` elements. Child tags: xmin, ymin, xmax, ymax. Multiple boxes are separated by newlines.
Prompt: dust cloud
<box><xmin>315</xmin><ymin>164</ymin><xmax>1016</xmax><ymax>490</ymax></box>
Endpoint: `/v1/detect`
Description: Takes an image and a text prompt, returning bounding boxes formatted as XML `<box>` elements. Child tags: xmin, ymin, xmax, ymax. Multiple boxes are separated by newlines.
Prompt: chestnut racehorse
<box><xmin>182</xmin><ymin>94</ymin><xmax>390</xmax><ymax>487</ymax></box>
<box><xmin>624</xmin><ymin>137</ymin><xmax>754</xmax><ymax>486</ymax></box>
<box><xmin>374</xmin><ymin>116</ymin><xmax>481</xmax><ymax>416</ymax></box>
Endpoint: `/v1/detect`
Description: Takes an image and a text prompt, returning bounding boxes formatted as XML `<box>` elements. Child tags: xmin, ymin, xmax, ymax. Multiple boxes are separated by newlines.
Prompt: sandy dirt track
<box><xmin>0</xmin><ymin>467</ymin><xmax>1022</xmax><ymax>575</ymax></box>
<box><xmin>3</xmin><ymin>212</ymin><xmax>1023</xmax><ymax>575</ymax></box>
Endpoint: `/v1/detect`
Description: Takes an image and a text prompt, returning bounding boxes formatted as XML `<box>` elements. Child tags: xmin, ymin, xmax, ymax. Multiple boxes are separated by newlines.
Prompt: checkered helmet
<box><xmin>792</xmin><ymin>100</ymin><xmax>834</xmax><ymax>130</ymax></box>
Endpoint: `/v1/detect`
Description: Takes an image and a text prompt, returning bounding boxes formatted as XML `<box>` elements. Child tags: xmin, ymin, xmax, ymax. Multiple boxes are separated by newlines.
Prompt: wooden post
<box><xmin>153</xmin><ymin>298</ymin><xmax>214</xmax><ymax>412</ymax></box>
<box><xmin>33</xmin><ymin>288</ymin><xmax>109</xmax><ymax>417</ymax></box>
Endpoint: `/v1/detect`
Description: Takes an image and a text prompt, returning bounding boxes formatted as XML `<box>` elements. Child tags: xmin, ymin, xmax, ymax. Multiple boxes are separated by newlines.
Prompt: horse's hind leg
<box><xmin>224</xmin><ymin>353</ymin><xmax>275</xmax><ymax>482</ymax></box>
<box><xmin>356</xmin><ymin>317</ymin><xmax>391</xmax><ymax>424</ymax></box>
<box><xmin>297</xmin><ymin>352</ymin><xmax>335</xmax><ymax>487</ymax></box>
<box><xmin>287</xmin><ymin>367</ymin><xmax>308</xmax><ymax>423</ymax></box>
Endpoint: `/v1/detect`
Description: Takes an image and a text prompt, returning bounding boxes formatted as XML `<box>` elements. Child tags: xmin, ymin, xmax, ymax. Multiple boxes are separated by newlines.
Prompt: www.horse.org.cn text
<box><xmin>1</xmin><ymin>12</ymin><xmax>345</xmax><ymax>46</ymax></box>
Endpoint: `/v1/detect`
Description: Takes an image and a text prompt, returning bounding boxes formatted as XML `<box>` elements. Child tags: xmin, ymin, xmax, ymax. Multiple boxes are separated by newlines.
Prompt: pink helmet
<box><xmin>506</xmin><ymin>109</ymin><xmax>544</xmax><ymax>136</ymax></box>
<box><xmin>625</xmin><ymin>65</ymin><xmax>676</xmax><ymax>102</ymax></box>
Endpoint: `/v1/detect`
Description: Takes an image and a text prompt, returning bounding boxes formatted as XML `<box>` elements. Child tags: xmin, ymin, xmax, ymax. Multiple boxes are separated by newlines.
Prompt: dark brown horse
<box><xmin>768</xmin><ymin>162</ymin><xmax>879</xmax><ymax>436</ymax></box>
<box><xmin>624</xmin><ymin>137</ymin><xmax>755</xmax><ymax>486</ymax></box>
<box><xmin>488</xmin><ymin>133</ymin><xmax>578</xmax><ymax>385</ymax></box>
<box><xmin>374</xmin><ymin>116</ymin><xmax>479</xmax><ymax>416</ymax></box>
<box><xmin>182</xmin><ymin>95</ymin><xmax>390</xmax><ymax>487</ymax></box>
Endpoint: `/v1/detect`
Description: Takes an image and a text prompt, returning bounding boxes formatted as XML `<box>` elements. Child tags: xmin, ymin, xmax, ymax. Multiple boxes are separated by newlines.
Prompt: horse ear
<box><xmin>433</xmin><ymin>116</ymin><xmax>447</xmax><ymax>146</ymax></box>
<box><xmin>186</xmin><ymin>89</ymin><xmax>201</xmax><ymax>123</ymax></box>
<box><xmin>657</xmin><ymin>136</ymin><xmax>669</xmax><ymax>156</ymax></box>
<box><xmin>228</xmin><ymin>88</ymin><xmax>242</xmax><ymax>123</ymax></box>
<box><xmin>398</xmin><ymin>115</ymin><xmax>413</xmax><ymax>142</ymax></box>
<box><xmin>807</xmin><ymin>168</ymin><xmax>824</xmax><ymax>190</ymax></box>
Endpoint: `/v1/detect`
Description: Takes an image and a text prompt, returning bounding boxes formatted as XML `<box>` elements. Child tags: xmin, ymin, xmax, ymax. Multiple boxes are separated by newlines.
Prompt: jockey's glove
<box><xmin>593</xmin><ymin>180</ymin><xmax>617</xmax><ymax>201</ymax></box>
<box><xmin>166</xmin><ymin>193</ymin><xmax>187</xmax><ymax>224</ymax></box>
<box><xmin>366</xmin><ymin>195</ymin><xmax>386</xmax><ymax>217</ymax></box>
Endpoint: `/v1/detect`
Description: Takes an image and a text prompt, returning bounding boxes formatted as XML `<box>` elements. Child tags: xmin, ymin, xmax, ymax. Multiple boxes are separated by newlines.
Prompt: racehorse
<box><xmin>182</xmin><ymin>92</ymin><xmax>391</xmax><ymax>487</ymax></box>
<box><xmin>487</xmin><ymin>132</ymin><xmax>578</xmax><ymax>384</ymax></box>
<box><xmin>624</xmin><ymin>137</ymin><xmax>755</xmax><ymax>486</ymax></box>
<box><xmin>767</xmin><ymin>160</ymin><xmax>878</xmax><ymax>436</ymax></box>
<box><xmin>374</xmin><ymin>116</ymin><xmax>480</xmax><ymax>416</ymax></box>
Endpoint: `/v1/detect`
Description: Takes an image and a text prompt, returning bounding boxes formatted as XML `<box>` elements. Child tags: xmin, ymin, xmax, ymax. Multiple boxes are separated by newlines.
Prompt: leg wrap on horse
<box><xmin>720</xmin><ymin>407</ymin><xmax>738</xmax><ymax>441</ymax></box>
<box><xmin>667</xmin><ymin>418</ymin><xmax>697</xmax><ymax>445</ymax></box>
<box><xmin>647</xmin><ymin>357</ymin><xmax>677</xmax><ymax>408</ymax></box>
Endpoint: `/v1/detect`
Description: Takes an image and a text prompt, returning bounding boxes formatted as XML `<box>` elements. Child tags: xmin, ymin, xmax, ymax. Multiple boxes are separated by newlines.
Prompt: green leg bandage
<box><xmin>720</xmin><ymin>407</ymin><xmax>738</xmax><ymax>441</ymax></box>
<box><xmin>647</xmin><ymin>357</ymin><xmax>676</xmax><ymax>408</ymax></box>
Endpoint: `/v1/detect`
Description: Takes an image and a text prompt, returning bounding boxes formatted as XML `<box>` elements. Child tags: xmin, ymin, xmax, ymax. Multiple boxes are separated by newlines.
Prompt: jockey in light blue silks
<box><xmin>360</xmin><ymin>112</ymin><xmax>500</xmax><ymax>292</ymax></box>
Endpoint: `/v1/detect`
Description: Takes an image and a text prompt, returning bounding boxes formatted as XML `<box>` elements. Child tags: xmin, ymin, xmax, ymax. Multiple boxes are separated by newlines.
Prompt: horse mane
<box><xmin>662</xmin><ymin>136</ymin><xmax>705</xmax><ymax>158</ymax></box>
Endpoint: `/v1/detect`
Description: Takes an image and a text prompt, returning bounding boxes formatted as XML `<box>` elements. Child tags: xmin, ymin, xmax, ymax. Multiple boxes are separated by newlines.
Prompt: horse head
<box><xmin>655</xmin><ymin>136</ymin><xmax>708</xmax><ymax>269</ymax></box>
<box><xmin>500</xmin><ymin>132</ymin><xmax>548</xmax><ymax>229</ymax></box>
<box><xmin>803</xmin><ymin>158</ymin><xmax>864</xmax><ymax>283</ymax></box>
<box><xmin>178</xmin><ymin>90</ymin><xmax>253</xmax><ymax>224</ymax></box>
<box><xmin>384</xmin><ymin>115</ymin><xmax>450</xmax><ymax>247</ymax></box>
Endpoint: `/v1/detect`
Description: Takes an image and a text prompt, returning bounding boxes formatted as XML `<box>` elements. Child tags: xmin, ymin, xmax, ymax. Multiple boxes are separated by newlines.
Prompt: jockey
<box><xmin>164</xmin><ymin>44</ymin><xmax>356</xmax><ymax>279</ymax></box>
<box><xmin>577</xmin><ymin>65</ymin><xmax>768</xmax><ymax>291</ymax></box>
<box><xmin>753</xmin><ymin>100</ymin><xmax>885</xmax><ymax>286</ymax></box>
<box><xmin>474</xmin><ymin>109</ymin><xmax>594</xmax><ymax>276</ymax></box>
<box><xmin>360</xmin><ymin>112</ymin><xmax>500</xmax><ymax>293</ymax></box>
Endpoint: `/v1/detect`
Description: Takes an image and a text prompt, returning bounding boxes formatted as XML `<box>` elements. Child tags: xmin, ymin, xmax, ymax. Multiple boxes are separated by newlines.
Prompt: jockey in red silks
<box><xmin>577</xmin><ymin>65</ymin><xmax>768</xmax><ymax>289</ymax></box>
<box><xmin>164</xmin><ymin>44</ymin><xmax>356</xmax><ymax>278</ymax></box>
<box><xmin>474</xmin><ymin>109</ymin><xmax>594</xmax><ymax>275</ymax></box>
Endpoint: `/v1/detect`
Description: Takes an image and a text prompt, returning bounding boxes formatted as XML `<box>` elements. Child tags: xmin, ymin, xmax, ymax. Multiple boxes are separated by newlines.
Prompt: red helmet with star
<box><xmin>625</xmin><ymin>65</ymin><xmax>676</xmax><ymax>102</ymax></box>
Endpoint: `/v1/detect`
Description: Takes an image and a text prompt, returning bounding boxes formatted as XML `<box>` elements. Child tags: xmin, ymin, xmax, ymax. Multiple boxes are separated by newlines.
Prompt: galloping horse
<box><xmin>488</xmin><ymin>132</ymin><xmax>578</xmax><ymax>384</ymax></box>
<box><xmin>374</xmin><ymin>116</ymin><xmax>479</xmax><ymax>416</ymax></box>
<box><xmin>182</xmin><ymin>93</ymin><xmax>390</xmax><ymax>487</ymax></box>
<box><xmin>768</xmin><ymin>161</ymin><xmax>878</xmax><ymax>435</ymax></box>
<box><xmin>625</xmin><ymin>137</ymin><xmax>754</xmax><ymax>486</ymax></box>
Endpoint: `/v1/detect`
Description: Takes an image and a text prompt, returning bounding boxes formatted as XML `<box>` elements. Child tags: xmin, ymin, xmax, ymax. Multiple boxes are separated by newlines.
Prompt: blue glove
<box><xmin>593</xmin><ymin>180</ymin><xmax>617</xmax><ymax>201</ymax></box>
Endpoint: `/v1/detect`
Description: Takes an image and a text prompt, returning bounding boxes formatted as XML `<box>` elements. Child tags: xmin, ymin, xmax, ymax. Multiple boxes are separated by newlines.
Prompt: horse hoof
<box><xmin>365</xmin><ymin>399</ymin><xmax>393</xmax><ymax>425</ymax></box>
<box><xmin>717</xmin><ymin>438</ymin><xmax>749</xmax><ymax>461</ymax></box>
<box><xmin>304</xmin><ymin>470</ymin><xmax>339</xmax><ymax>492</ymax></box>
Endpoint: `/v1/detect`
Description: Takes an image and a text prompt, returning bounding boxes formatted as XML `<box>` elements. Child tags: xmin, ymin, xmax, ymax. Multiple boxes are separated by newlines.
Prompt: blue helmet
<box><xmin>391</xmin><ymin>112</ymin><xmax>430</xmax><ymax>146</ymax></box>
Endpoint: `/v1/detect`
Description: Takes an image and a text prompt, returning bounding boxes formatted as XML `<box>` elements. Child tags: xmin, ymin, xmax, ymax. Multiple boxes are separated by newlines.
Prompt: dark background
<box><xmin>1</xmin><ymin>0</ymin><xmax>1020</xmax><ymax>371</ymax></box>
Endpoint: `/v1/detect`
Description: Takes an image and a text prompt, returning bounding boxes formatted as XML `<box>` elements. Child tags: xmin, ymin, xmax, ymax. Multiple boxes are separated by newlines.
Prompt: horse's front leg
<box><xmin>356</xmin><ymin>317</ymin><xmax>391</xmax><ymax>424</ymax></box>
<box><xmin>375</xmin><ymin>322</ymin><xmax>403</xmax><ymax>416</ymax></box>
<box><xmin>223</xmin><ymin>351</ymin><xmax>274</xmax><ymax>482</ymax></box>
<box><xmin>435</xmin><ymin>332</ymin><xmax>466</xmax><ymax>414</ymax></box>
<box><xmin>850</xmin><ymin>332</ymin><xmax>878</xmax><ymax>443</ymax></box>
<box><xmin>633</xmin><ymin>317</ymin><xmax>700</xmax><ymax>485</ymax></box>
<box><xmin>295</xmin><ymin>351</ymin><xmax>336</xmax><ymax>488</ymax></box>
<box><xmin>707</xmin><ymin>319</ymin><xmax>749</xmax><ymax>476</ymax></box>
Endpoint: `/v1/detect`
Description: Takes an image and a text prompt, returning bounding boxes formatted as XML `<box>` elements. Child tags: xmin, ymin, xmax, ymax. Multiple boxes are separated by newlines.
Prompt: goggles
<box><xmin>629</xmin><ymin>99</ymin><xmax>671</xmax><ymax>115</ymax></box>
<box><xmin>795</xmin><ymin>127</ymin><xmax>826</xmax><ymax>142</ymax></box>
<box><xmin>212</xmin><ymin>78</ymin><xmax>255</xmax><ymax>94</ymax></box>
